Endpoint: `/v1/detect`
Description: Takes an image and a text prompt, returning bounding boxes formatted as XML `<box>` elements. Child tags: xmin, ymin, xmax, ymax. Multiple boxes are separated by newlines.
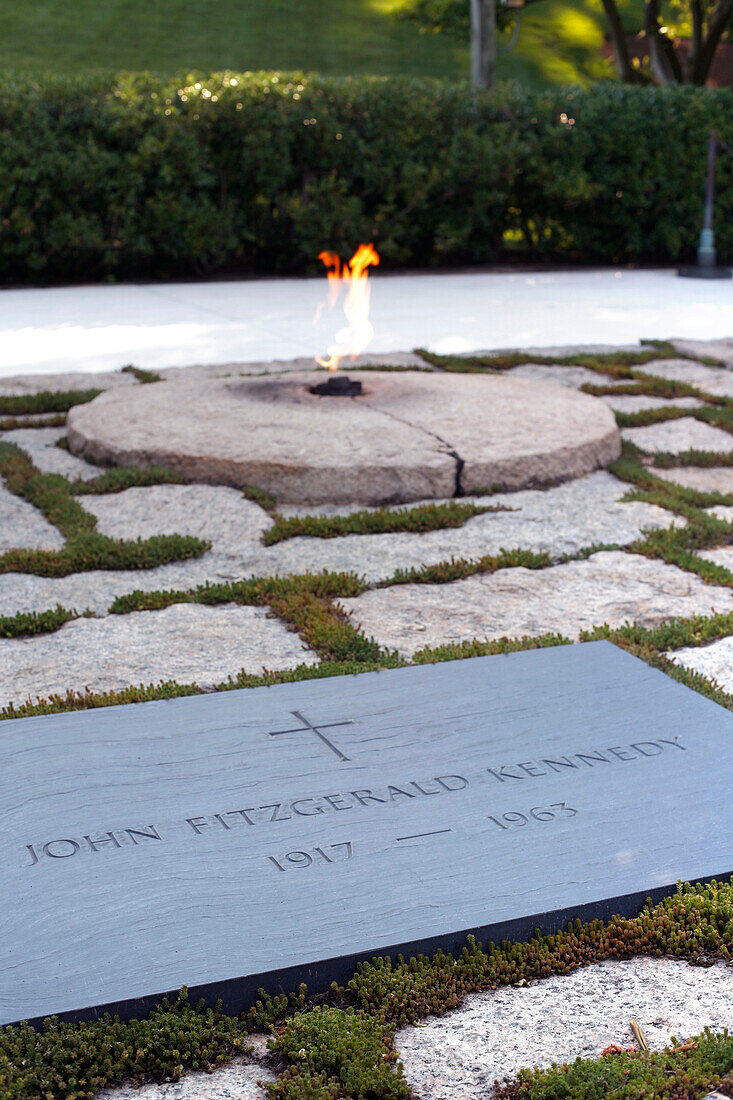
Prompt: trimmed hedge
<box><xmin>1</xmin><ymin>73</ymin><xmax>732</xmax><ymax>284</ymax></box>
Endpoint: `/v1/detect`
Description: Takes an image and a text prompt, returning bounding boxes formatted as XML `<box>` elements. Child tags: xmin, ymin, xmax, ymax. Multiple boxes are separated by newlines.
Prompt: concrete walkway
<box><xmin>2</xmin><ymin>268</ymin><xmax>733</xmax><ymax>377</ymax></box>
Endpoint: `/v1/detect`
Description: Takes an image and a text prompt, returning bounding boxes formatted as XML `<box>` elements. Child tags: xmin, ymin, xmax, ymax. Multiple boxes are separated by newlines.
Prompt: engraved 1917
<box><xmin>268</xmin><ymin>841</ymin><xmax>353</xmax><ymax>872</ymax></box>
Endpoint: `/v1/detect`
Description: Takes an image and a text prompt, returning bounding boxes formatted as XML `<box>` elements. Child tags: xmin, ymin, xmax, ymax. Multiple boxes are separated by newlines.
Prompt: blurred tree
<box><xmin>397</xmin><ymin>0</ymin><xmax>733</xmax><ymax>83</ymax></box>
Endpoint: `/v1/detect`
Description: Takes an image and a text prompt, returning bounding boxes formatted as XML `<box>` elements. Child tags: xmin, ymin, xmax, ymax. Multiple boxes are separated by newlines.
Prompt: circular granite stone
<box><xmin>67</xmin><ymin>372</ymin><xmax>621</xmax><ymax>506</ymax></box>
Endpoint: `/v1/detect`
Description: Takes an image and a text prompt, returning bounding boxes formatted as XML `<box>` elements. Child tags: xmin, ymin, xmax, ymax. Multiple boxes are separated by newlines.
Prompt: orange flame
<box><xmin>315</xmin><ymin>243</ymin><xmax>380</xmax><ymax>371</ymax></box>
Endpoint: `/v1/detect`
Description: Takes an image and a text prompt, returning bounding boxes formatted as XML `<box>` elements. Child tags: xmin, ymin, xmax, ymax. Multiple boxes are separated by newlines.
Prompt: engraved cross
<box><xmin>268</xmin><ymin>710</ymin><xmax>353</xmax><ymax>762</ymax></box>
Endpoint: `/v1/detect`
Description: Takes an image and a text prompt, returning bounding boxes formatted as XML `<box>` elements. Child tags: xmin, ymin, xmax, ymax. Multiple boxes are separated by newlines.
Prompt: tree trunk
<box><xmin>600</xmin><ymin>0</ymin><xmax>648</xmax><ymax>81</ymax></box>
<box><xmin>693</xmin><ymin>0</ymin><xmax>733</xmax><ymax>82</ymax></box>
<box><xmin>686</xmin><ymin>0</ymin><xmax>704</xmax><ymax>81</ymax></box>
<box><xmin>471</xmin><ymin>0</ymin><xmax>496</xmax><ymax>88</ymax></box>
<box><xmin>644</xmin><ymin>0</ymin><xmax>683</xmax><ymax>82</ymax></box>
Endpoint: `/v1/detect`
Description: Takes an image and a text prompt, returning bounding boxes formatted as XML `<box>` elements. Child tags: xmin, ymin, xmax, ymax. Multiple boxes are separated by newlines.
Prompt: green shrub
<box><xmin>493</xmin><ymin>1029</ymin><xmax>733</xmax><ymax>1099</ymax></box>
<box><xmin>0</xmin><ymin>990</ymin><xmax>251</xmax><ymax>1100</ymax></box>
<box><xmin>263</xmin><ymin>501</ymin><xmax>500</xmax><ymax>545</ymax></box>
<box><xmin>0</xmin><ymin>390</ymin><xmax>102</xmax><ymax>415</ymax></box>
<box><xmin>268</xmin><ymin>1008</ymin><xmax>408</xmax><ymax>1099</ymax></box>
<box><xmin>2</xmin><ymin>73</ymin><xmax>731</xmax><ymax>284</ymax></box>
<box><xmin>0</xmin><ymin>442</ymin><xmax>210</xmax><ymax>576</ymax></box>
<box><xmin>0</xmin><ymin>605</ymin><xmax>77</xmax><ymax>638</ymax></box>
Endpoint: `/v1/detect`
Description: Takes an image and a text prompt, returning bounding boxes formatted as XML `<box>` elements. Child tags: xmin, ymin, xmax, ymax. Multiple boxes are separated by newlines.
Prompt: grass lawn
<box><xmin>0</xmin><ymin>0</ymin><xmax>624</xmax><ymax>87</ymax></box>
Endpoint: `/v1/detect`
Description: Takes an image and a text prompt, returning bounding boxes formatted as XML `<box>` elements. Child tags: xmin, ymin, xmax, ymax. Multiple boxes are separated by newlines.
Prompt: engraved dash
<box><xmin>395</xmin><ymin>829</ymin><xmax>453</xmax><ymax>842</ymax></box>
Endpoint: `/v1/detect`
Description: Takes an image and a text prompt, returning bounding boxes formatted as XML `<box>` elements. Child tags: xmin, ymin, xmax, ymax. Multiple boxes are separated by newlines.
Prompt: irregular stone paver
<box><xmin>340</xmin><ymin>551</ymin><xmax>733</xmax><ymax>657</ymax></box>
<box><xmin>1</xmin><ymin>426</ymin><xmax>103</xmax><ymax>481</ymax></box>
<box><xmin>0</xmin><ymin>603</ymin><xmax>316</xmax><ymax>707</ymax></box>
<box><xmin>95</xmin><ymin>1060</ymin><xmax>274</xmax><ymax>1100</ymax></box>
<box><xmin>706</xmin><ymin>504</ymin><xmax>733</xmax><ymax>522</ymax></box>
<box><xmin>396</xmin><ymin>957</ymin><xmax>733</xmax><ymax>1100</ymax></box>
<box><xmin>622</xmin><ymin>417</ymin><xmax>733</xmax><ymax>455</ymax></box>
<box><xmin>0</xmin><ymin>412</ymin><xmax>69</xmax><ymax>426</ymax></box>
<box><xmin>265</xmin><ymin>473</ymin><xmax>681</xmax><ymax>584</ymax></box>
<box><xmin>84</xmin><ymin>484</ymin><xmax>271</xmax><ymax>552</ymax></box>
<box><xmin>67</xmin><ymin>372</ymin><xmax>620</xmax><ymax>505</ymax></box>
<box><xmin>602</xmin><ymin>394</ymin><xmax>704</xmax><ymax>412</ymax></box>
<box><xmin>667</xmin><ymin>635</ymin><xmax>733</xmax><ymax>691</ymax></box>
<box><xmin>0</xmin><ymin>370</ymin><xmax>136</xmax><ymax>395</ymax></box>
<box><xmin>700</xmin><ymin>545</ymin><xmax>733</xmax><ymax>572</ymax></box>
<box><xmin>0</xmin><ymin>484</ymin><xmax>64</xmax><ymax>552</ymax></box>
<box><xmin>638</xmin><ymin>358</ymin><xmax>733</xmax><ymax>398</ymax></box>
<box><xmin>0</xmin><ymin>473</ymin><xmax>682</xmax><ymax>615</ymax></box>
<box><xmin>655</xmin><ymin>466</ymin><xmax>733</xmax><ymax>495</ymax></box>
<box><xmin>505</xmin><ymin>364</ymin><xmax>620</xmax><ymax>389</ymax></box>
<box><xmin>670</xmin><ymin>338</ymin><xmax>733</xmax><ymax>365</ymax></box>
<box><xmin>0</xmin><ymin>556</ymin><xmax>252</xmax><ymax>617</ymax></box>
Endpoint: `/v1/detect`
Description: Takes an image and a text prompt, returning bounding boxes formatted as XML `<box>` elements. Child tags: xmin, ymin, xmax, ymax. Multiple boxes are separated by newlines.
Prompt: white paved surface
<box><xmin>3</xmin><ymin>269</ymin><xmax>733</xmax><ymax>376</ymax></box>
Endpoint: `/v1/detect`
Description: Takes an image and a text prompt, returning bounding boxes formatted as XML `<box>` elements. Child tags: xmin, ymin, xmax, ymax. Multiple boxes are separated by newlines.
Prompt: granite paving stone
<box><xmin>264</xmin><ymin>473</ymin><xmax>681</xmax><ymax>584</ymax></box>
<box><xmin>0</xmin><ymin>369</ymin><xmax>137</xmax><ymax>395</ymax></box>
<box><xmin>395</xmin><ymin>957</ymin><xmax>733</xmax><ymax>1100</ymax></box>
<box><xmin>706</xmin><ymin>504</ymin><xmax>733</xmax><ymax>523</ymax></box>
<box><xmin>670</xmin><ymin>338</ymin><xmax>733</xmax><ymax>365</ymax></box>
<box><xmin>0</xmin><ymin>603</ymin><xmax>317</xmax><ymax>707</ymax></box>
<box><xmin>0</xmin><ymin>484</ymin><xmax>64</xmax><ymax>552</ymax></box>
<box><xmin>638</xmin><ymin>358</ymin><xmax>733</xmax><ymax>398</ymax></box>
<box><xmin>601</xmin><ymin>394</ymin><xmax>705</xmax><ymax>413</ymax></box>
<box><xmin>504</xmin><ymin>363</ymin><xmax>621</xmax><ymax>389</ymax></box>
<box><xmin>622</xmin><ymin>417</ymin><xmax>733</xmax><ymax>455</ymax></box>
<box><xmin>699</xmin><ymin>545</ymin><xmax>733</xmax><ymax>574</ymax></box>
<box><xmin>340</xmin><ymin>551</ymin><xmax>733</xmax><ymax>657</ymax></box>
<box><xmin>1</xmin><ymin>426</ymin><xmax>104</xmax><ymax>480</ymax></box>
<box><xmin>0</xmin><ymin>474</ymin><xmax>684</xmax><ymax>615</ymax></box>
<box><xmin>654</xmin><ymin>466</ymin><xmax>733</xmax><ymax>495</ymax></box>
<box><xmin>666</xmin><ymin>634</ymin><xmax>733</xmax><ymax>691</ymax></box>
<box><xmin>0</xmin><ymin>556</ymin><xmax>246</xmax><ymax>617</ymax></box>
<box><xmin>94</xmin><ymin>1059</ymin><xmax>274</xmax><ymax>1100</ymax></box>
<box><xmin>83</xmin><ymin>483</ymin><xmax>272</xmax><ymax>552</ymax></box>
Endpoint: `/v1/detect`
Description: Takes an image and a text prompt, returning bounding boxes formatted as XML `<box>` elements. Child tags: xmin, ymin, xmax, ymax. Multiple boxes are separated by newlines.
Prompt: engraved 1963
<box><xmin>488</xmin><ymin>803</ymin><xmax>578</xmax><ymax>830</ymax></box>
<box><xmin>268</xmin><ymin>841</ymin><xmax>353</xmax><ymax>871</ymax></box>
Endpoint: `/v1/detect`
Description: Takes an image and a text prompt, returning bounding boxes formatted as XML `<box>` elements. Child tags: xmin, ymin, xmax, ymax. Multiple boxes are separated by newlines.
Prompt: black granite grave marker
<box><xmin>2</xmin><ymin>640</ymin><xmax>732</xmax><ymax>1026</ymax></box>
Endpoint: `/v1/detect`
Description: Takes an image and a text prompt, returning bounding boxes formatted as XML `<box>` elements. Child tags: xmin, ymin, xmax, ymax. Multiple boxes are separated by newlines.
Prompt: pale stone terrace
<box><xmin>3</xmin><ymin>342</ymin><xmax>733</xmax><ymax>1098</ymax></box>
<box><xmin>84</xmin><ymin>472</ymin><xmax>683</xmax><ymax>585</ymax></box>
<box><xmin>1</xmin><ymin>349</ymin><xmax>732</xmax><ymax>690</ymax></box>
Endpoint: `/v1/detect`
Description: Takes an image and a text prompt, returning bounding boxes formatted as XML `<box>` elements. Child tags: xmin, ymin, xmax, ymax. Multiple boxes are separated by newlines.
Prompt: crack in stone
<box><xmin>359</xmin><ymin>401</ymin><xmax>466</xmax><ymax>497</ymax></box>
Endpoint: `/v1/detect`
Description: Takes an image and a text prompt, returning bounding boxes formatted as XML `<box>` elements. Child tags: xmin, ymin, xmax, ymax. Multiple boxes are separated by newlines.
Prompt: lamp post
<box><xmin>678</xmin><ymin>130</ymin><xmax>732</xmax><ymax>279</ymax></box>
